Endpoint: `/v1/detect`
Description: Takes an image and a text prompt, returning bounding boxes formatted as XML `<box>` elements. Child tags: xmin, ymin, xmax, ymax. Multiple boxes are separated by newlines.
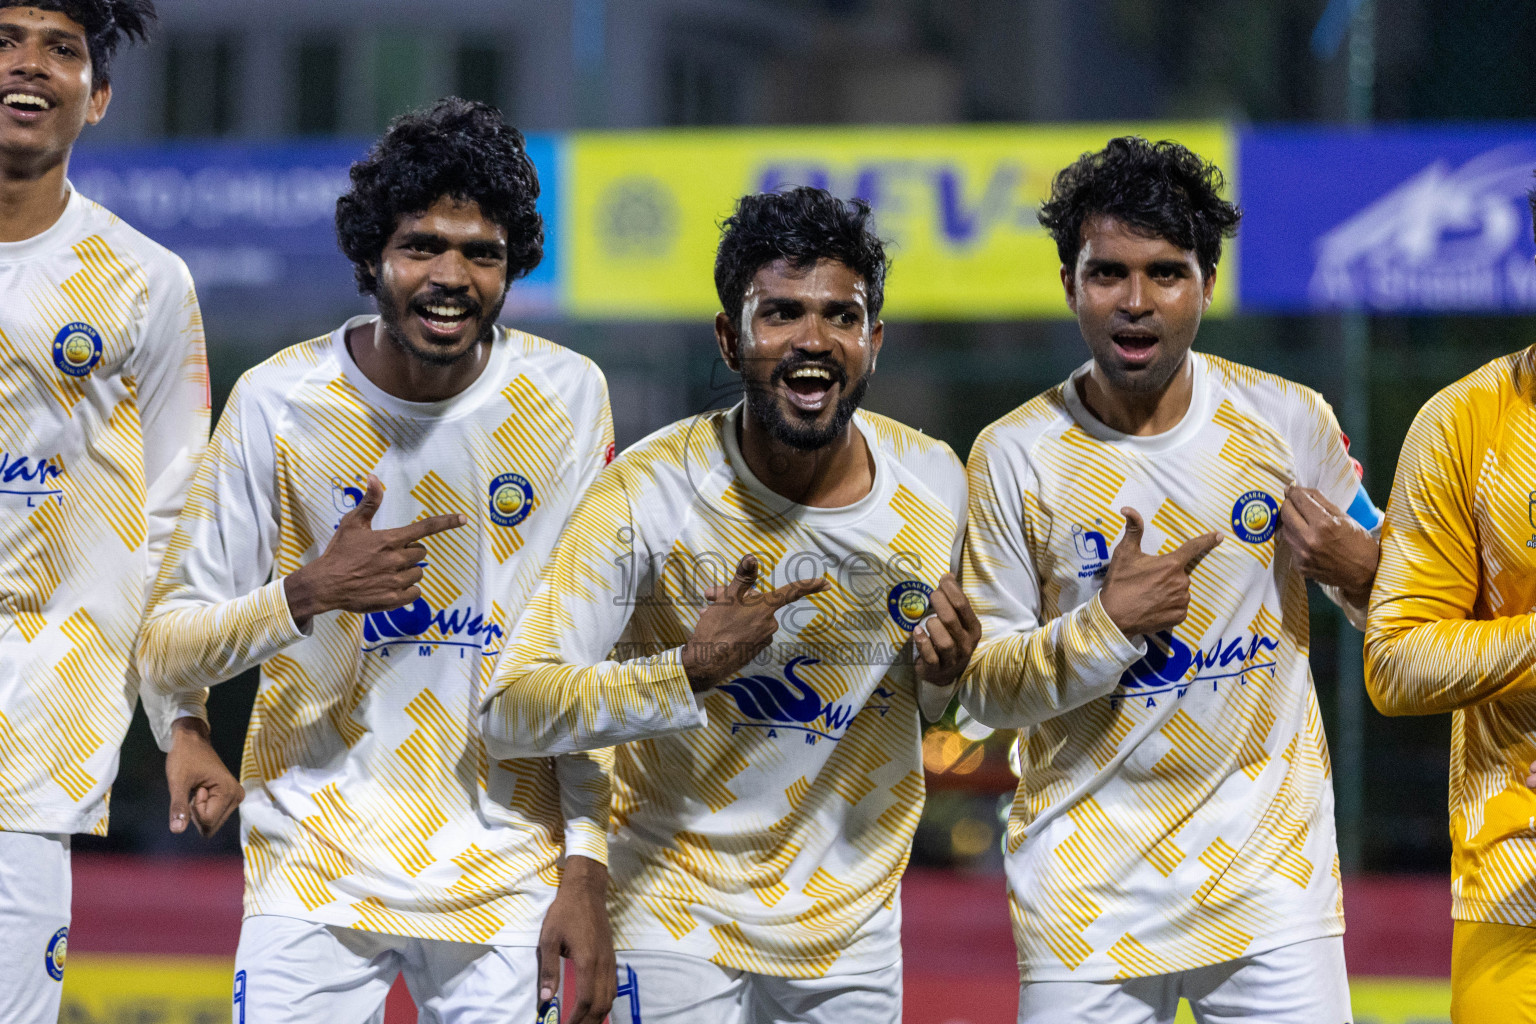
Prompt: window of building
<box><xmin>163</xmin><ymin>34</ymin><xmax>237</xmax><ymax>137</ymax></box>
<box><xmin>456</xmin><ymin>42</ymin><xmax>506</xmax><ymax>111</ymax></box>
<box><xmin>293</xmin><ymin>36</ymin><xmax>343</xmax><ymax>136</ymax></box>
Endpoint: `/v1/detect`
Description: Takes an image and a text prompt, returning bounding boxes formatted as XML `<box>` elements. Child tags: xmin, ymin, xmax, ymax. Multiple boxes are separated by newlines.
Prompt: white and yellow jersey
<box><xmin>138</xmin><ymin>316</ymin><xmax>613</xmax><ymax>944</ymax></box>
<box><xmin>1366</xmin><ymin>348</ymin><xmax>1536</xmax><ymax>930</ymax></box>
<box><xmin>0</xmin><ymin>188</ymin><xmax>210</xmax><ymax>837</ymax></box>
<box><xmin>482</xmin><ymin>406</ymin><xmax>966</xmax><ymax>977</ymax></box>
<box><xmin>960</xmin><ymin>353</ymin><xmax>1382</xmax><ymax>982</ymax></box>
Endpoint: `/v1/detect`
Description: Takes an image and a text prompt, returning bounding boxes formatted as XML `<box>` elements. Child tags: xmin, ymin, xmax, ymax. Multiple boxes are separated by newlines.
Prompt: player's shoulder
<box><xmin>229</xmin><ymin>333</ymin><xmax>338</xmax><ymax>410</ymax></box>
<box><xmin>610</xmin><ymin>408</ymin><xmax>728</xmax><ymax>488</ymax></box>
<box><xmin>1414</xmin><ymin>348</ymin><xmax>1532</xmax><ymax>432</ymax></box>
<box><xmin>858</xmin><ymin>410</ymin><xmax>966</xmax><ymax>509</ymax></box>
<box><xmin>501</xmin><ymin>327</ymin><xmax>607</xmax><ymax>403</ymax></box>
<box><xmin>969</xmin><ymin>384</ymin><xmax>1074</xmax><ymax>472</ymax></box>
<box><xmin>1198</xmin><ymin>352</ymin><xmax>1331</xmax><ymax>423</ymax></box>
<box><xmin>74</xmin><ymin>192</ymin><xmax>192</xmax><ymax>287</ymax></box>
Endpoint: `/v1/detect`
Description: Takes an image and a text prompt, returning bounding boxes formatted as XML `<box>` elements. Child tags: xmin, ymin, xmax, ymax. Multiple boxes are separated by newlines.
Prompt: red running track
<box><xmin>71</xmin><ymin>857</ymin><xmax>1453</xmax><ymax>1023</ymax></box>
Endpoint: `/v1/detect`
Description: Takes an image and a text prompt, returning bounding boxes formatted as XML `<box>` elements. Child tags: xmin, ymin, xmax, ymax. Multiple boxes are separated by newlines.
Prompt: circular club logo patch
<box><xmin>487</xmin><ymin>472</ymin><xmax>535</xmax><ymax>528</ymax></box>
<box><xmin>45</xmin><ymin>926</ymin><xmax>67</xmax><ymax>981</ymax></box>
<box><xmin>887</xmin><ymin>580</ymin><xmax>934</xmax><ymax>632</ymax></box>
<box><xmin>538</xmin><ymin>999</ymin><xmax>561</xmax><ymax>1024</ymax></box>
<box><xmin>1231</xmin><ymin>490</ymin><xmax>1280</xmax><ymax>544</ymax></box>
<box><xmin>52</xmin><ymin>322</ymin><xmax>102</xmax><ymax>377</ymax></box>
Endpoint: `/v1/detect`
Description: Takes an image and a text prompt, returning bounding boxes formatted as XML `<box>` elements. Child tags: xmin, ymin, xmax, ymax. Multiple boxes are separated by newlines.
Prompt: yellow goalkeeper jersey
<box><xmin>1366</xmin><ymin>347</ymin><xmax>1536</xmax><ymax>929</ymax></box>
<box><xmin>961</xmin><ymin>353</ymin><xmax>1382</xmax><ymax>982</ymax></box>
<box><xmin>0</xmin><ymin>188</ymin><xmax>210</xmax><ymax>836</ymax></box>
<box><xmin>139</xmin><ymin>316</ymin><xmax>613</xmax><ymax>943</ymax></box>
<box><xmin>483</xmin><ymin>405</ymin><xmax>966</xmax><ymax>977</ymax></box>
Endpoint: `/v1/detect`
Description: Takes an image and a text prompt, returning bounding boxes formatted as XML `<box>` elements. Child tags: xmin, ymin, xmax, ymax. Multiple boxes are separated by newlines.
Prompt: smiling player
<box><xmin>957</xmin><ymin>137</ymin><xmax>1383</xmax><ymax>1023</ymax></box>
<box><xmin>481</xmin><ymin>186</ymin><xmax>980</xmax><ymax>1023</ymax></box>
<box><xmin>0</xmin><ymin>2</ymin><xmax>242</xmax><ymax>1018</ymax></box>
<box><xmin>138</xmin><ymin>99</ymin><xmax>616</xmax><ymax>1023</ymax></box>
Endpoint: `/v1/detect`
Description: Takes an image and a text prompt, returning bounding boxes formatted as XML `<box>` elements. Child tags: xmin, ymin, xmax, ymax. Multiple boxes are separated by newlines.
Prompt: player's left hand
<box><xmin>1279</xmin><ymin>485</ymin><xmax>1379</xmax><ymax>607</ymax></box>
<box><xmin>913</xmin><ymin>573</ymin><xmax>982</xmax><ymax>689</ymax></box>
<box><xmin>1526</xmin><ymin>759</ymin><xmax>1536</xmax><ymax>790</ymax></box>
<box><xmin>165</xmin><ymin>717</ymin><xmax>243</xmax><ymax>837</ymax></box>
<box><xmin>538</xmin><ymin>854</ymin><xmax>616</xmax><ymax>1024</ymax></box>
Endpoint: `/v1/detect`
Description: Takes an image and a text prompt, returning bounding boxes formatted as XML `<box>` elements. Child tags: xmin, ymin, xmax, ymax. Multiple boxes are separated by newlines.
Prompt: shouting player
<box><xmin>0</xmin><ymin>2</ymin><xmax>238</xmax><ymax>1019</ymax></box>
<box><xmin>1364</xmin><ymin>188</ymin><xmax>1536</xmax><ymax>1021</ymax></box>
<box><xmin>482</xmin><ymin>186</ymin><xmax>980</xmax><ymax>1023</ymax></box>
<box><xmin>958</xmin><ymin>137</ymin><xmax>1382</xmax><ymax>1023</ymax></box>
<box><xmin>138</xmin><ymin>99</ymin><xmax>616</xmax><ymax>1023</ymax></box>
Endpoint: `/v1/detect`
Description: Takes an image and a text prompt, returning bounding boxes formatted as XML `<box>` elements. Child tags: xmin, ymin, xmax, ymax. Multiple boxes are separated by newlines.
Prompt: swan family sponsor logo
<box><xmin>1110</xmin><ymin>630</ymin><xmax>1280</xmax><ymax>708</ymax></box>
<box><xmin>361</xmin><ymin>598</ymin><xmax>504</xmax><ymax>657</ymax></box>
<box><xmin>0</xmin><ymin>453</ymin><xmax>64</xmax><ymax>506</ymax></box>
<box><xmin>721</xmin><ymin>655</ymin><xmax>892</xmax><ymax>744</ymax></box>
<box><xmin>53</xmin><ymin>322</ymin><xmax>102</xmax><ymax>377</ymax></box>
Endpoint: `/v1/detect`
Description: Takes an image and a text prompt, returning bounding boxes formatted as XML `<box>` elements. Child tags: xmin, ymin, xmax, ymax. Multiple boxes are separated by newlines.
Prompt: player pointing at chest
<box><xmin>483</xmin><ymin>186</ymin><xmax>979</xmax><ymax>1024</ymax></box>
<box><xmin>958</xmin><ymin>137</ymin><xmax>1382</xmax><ymax>1024</ymax></box>
<box><xmin>138</xmin><ymin>99</ymin><xmax>617</xmax><ymax>1024</ymax></box>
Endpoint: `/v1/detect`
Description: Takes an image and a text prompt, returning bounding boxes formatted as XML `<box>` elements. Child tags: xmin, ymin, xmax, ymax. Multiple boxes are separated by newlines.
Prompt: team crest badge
<box><xmin>537</xmin><ymin>997</ymin><xmax>560</xmax><ymax>1024</ymax></box>
<box><xmin>52</xmin><ymin>322</ymin><xmax>102</xmax><ymax>377</ymax></box>
<box><xmin>45</xmin><ymin>926</ymin><xmax>67</xmax><ymax>981</ymax></box>
<box><xmin>488</xmin><ymin>472</ymin><xmax>535</xmax><ymax>528</ymax></box>
<box><xmin>1231</xmin><ymin>490</ymin><xmax>1280</xmax><ymax>544</ymax></box>
<box><xmin>887</xmin><ymin>580</ymin><xmax>933</xmax><ymax>632</ymax></box>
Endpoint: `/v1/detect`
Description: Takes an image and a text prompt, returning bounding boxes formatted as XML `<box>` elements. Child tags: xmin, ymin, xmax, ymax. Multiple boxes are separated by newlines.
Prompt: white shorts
<box><xmin>232</xmin><ymin>915</ymin><xmax>544</xmax><ymax>1024</ymax></box>
<box><xmin>1016</xmin><ymin>935</ymin><xmax>1351</xmax><ymax>1024</ymax></box>
<box><xmin>0</xmin><ymin>831</ymin><xmax>71</xmax><ymax>1024</ymax></box>
<box><xmin>609</xmin><ymin>948</ymin><xmax>903</xmax><ymax>1024</ymax></box>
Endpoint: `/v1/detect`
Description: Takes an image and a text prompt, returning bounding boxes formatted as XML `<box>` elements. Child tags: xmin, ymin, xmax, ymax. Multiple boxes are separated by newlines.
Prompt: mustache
<box><xmin>765</xmin><ymin>354</ymin><xmax>848</xmax><ymax>389</ymax></box>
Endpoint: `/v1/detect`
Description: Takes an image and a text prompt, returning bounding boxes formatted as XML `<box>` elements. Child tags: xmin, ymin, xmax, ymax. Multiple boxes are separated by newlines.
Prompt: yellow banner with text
<box><xmin>565</xmin><ymin>124</ymin><xmax>1236</xmax><ymax>320</ymax></box>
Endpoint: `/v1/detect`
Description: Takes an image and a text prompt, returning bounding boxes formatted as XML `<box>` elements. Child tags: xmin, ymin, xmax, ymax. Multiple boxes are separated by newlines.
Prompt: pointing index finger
<box><xmin>1174</xmin><ymin>531</ymin><xmax>1224</xmax><ymax>571</ymax></box>
<box><xmin>767</xmin><ymin>577</ymin><xmax>830</xmax><ymax>608</ymax></box>
<box><xmin>390</xmin><ymin>513</ymin><xmax>469</xmax><ymax>545</ymax></box>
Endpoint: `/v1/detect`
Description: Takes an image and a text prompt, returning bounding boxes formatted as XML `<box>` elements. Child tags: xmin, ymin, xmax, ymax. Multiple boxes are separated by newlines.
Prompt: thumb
<box><xmin>169</xmin><ymin>781</ymin><xmax>190</xmax><ymax>835</ymax></box>
<box><xmin>347</xmin><ymin>474</ymin><xmax>384</xmax><ymax>528</ymax></box>
<box><xmin>537</xmin><ymin>924</ymin><xmax>562</xmax><ymax>1008</ymax></box>
<box><xmin>1118</xmin><ymin>508</ymin><xmax>1146</xmax><ymax>554</ymax></box>
<box><xmin>726</xmin><ymin>554</ymin><xmax>759</xmax><ymax>598</ymax></box>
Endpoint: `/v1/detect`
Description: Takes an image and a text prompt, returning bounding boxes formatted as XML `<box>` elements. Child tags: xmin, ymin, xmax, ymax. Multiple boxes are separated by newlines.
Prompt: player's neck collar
<box><xmin>333</xmin><ymin>314</ymin><xmax>514</xmax><ymax>420</ymax></box>
<box><xmin>719</xmin><ymin>403</ymin><xmax>890</xmax><ymax>528</ymax></box>
<box><xmin>0</xmin><ymin>184</ymin><xmax>82</xmax><ymax>262</ymax></box>
<box><xmin>1063</xmin><ymin>353</ymin><xmax>1211</xmax><ymax>455</ymax></box>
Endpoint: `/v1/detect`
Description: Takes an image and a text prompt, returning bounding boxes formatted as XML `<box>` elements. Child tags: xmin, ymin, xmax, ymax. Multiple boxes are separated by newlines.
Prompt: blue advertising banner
<box><xmin>68</xmin><ymin>135</ymin><xmax>563</xmax><ymax>317</ymax></box>
<box><xmin>1239</xmin><ymin>126</ymin><xmax>1536</xmax><ymax>312</ymax></box>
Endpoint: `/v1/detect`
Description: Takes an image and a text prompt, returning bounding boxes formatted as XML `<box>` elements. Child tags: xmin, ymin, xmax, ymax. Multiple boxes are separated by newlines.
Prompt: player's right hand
<box><xmin>282</xmin><ymin>474</ymin><xmax>467</xmax><ymax>630</ymax></box>
<box><xmin>680</xmin><ymin>554</ymin><xmax>829</xmax><ymax>693</ymax></box>
<box><xmin>1097</xmin><ymin>508</ymin><xmax>1222</xmax><ymax>639</ymax></box>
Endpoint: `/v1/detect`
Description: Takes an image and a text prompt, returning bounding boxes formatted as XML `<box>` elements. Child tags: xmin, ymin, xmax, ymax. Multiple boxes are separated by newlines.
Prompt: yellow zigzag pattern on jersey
<box><xmin>1366</xmin><ymin>347</ymin><xmax>1536</xmax><ymax>928</ymax></box>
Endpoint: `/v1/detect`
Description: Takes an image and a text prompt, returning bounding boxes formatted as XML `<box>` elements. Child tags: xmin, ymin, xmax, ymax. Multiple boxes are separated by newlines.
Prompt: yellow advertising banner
<box><xmin>565</xmin><ymin>123</ymin><xmax>1236</xmax><ymax>320</ymax></box>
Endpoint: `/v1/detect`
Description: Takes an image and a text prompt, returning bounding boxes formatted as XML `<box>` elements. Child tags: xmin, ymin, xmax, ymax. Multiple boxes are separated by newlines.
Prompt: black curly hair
<box><xmin>1038</xmin><ymin>136</ymin><xmax>1241</xmax><ymax>280</ymax></box>
<box><xmin>335</xmin><ymin>97</ymin><xmax>543</xmax><ymax>296</ymax></box>
<box><xmin>0</xmin><ymin>0</ymin><xmax>154</xmax><ymax>86</ymax></box>
<box><xmin>714</xmin><ymin>186</ymin><xmax>889</xmax><ymax>326</ymax></box>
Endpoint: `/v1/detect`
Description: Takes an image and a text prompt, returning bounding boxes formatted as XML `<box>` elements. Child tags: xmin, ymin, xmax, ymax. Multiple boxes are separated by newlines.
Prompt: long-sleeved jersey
<box><xmin>960</xmin><ymin>353</ymin><xmax>1382</xmax><ymax>982</ymax></box>
<box><xmin>0</xmin><ymin>188</ymin><xmax>210</xmax><ymax>836</ymax></box>
<box><xmin>138</xmin><ymin>316</ymin><xmax>613</xmax><ymax>943</ymax></box>
<box><xmin>482</xmin><ymin>406</ymin><xmax>965</xmax><ymax>977</ymax></box>
<box><xmin>1366</xmin><ymin>348</ymin><xmax>1536</xmax><ymax>929</ymax></box>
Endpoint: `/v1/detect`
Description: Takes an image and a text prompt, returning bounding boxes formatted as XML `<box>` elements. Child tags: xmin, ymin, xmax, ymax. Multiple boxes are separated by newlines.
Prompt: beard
<box><xmin>743</xmin><ymin>355</ymin><xmax>872</xmax><ymax>452</ymax></box>
<box><xmin>1091</xmin><ymin>339</ymin><xmax>1188</xmax><ymax>395</ymax></box>
<box><xmin>376</xmin><ymin>285</ymin><xmax>506</xmax><ymax>367</ymax></box>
